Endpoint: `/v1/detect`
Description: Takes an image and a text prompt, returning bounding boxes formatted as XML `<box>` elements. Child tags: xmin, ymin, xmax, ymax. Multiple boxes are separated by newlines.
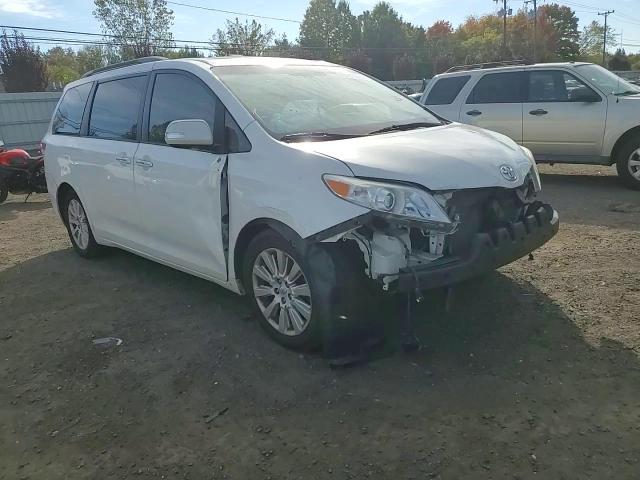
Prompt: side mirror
<box><xmin>0</xmin><ymin>140</ymin><xmax>4</xmax><ymax>148</ymax></box>
<box><xmin>571</xmin><ymin>87</ymin><xmax>600</xmax><ymax>103</ymax></box>
<box><xmin>165</xmin><ymin>119</ymin><xmax>213</xmax><ymax>146</ymax></box>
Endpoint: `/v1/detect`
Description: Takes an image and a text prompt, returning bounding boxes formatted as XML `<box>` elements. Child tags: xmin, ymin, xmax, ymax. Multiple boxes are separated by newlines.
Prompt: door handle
<box><xmin>135</xmin><ymin>158</ymin><xmax>154</xmax><ymax>169</ymax></box>
<box><xmin>529</xmin><ymin>109</ymin><xmax>548</xmax><ymax>116</ymax></box>
<box><xmin>115</xmin><ymin>154</ymin><xmax>131</xmax><ymax>165</ymax></box>
<box><xmin>466</xmin><ymin>110</ymin><xmax>482</xmax><ymax>116</ymax></box>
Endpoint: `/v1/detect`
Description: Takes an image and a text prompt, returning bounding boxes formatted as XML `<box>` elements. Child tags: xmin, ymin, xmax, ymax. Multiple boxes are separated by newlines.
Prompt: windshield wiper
<box><xmin>279</xmin><ymin>132</ymin><xmax>362</xmax><ymax>142</ymax></box>
<box><xmin>368</xmin><ymin>122</ymin><xmax>440</xmax><ymax>135</ymax></box>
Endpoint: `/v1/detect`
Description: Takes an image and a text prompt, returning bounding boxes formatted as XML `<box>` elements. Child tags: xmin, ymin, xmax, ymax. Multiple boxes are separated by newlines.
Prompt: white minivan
<box><xmin>44</xmin><ymin>56</ymin><xmax>558</xmax><ymax>350</ymax></box>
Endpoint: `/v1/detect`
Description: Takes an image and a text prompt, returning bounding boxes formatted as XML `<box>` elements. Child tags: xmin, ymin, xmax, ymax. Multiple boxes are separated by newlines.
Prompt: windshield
<box><xmin>575</xmin><ymin>64</ymin><xmax>640</xmax><ymax>95</ymax></box>
<box><xmin>214</xmin><ymin>64</ymin><xmax>442</xmax><ymax>140</ymax></box>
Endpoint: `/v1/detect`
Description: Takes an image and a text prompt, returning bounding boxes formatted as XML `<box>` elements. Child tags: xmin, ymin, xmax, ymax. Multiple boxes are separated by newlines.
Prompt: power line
<box><xmin>166</xmin><ymin>1</ymin><xmax>302</xmax><ymax>23</ymax></box>
<box><xmin>0</xmin><ymin>24</ymin><xmax>212</xmax><ymax>45</ymax></box>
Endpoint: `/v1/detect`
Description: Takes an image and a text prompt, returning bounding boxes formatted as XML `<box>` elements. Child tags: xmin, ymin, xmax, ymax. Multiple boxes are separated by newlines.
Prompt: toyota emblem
<box><xmin>499</xmin><ymin>164</ymin><xmax>518</xmax><ymax>182</ymax></box>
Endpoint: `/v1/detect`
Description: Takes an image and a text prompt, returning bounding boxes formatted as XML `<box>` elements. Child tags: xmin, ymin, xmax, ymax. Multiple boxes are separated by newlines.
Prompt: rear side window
<box><xmin>148</xmin><ymin>73</ymin><xmax>216</xmax><ymax>145</ymax></box>
<box><xmin>52</xmin><ymin>83</ymin><xmax>92</xmax><ymax>135</ymax></box>
<box><xmin>424</xmin><ymin>76</ymin><xmax>470</xmax><ymax>105</ymax></box>
<box><xmin>467</xmin><ymin>72</ymin><xmax>523</xmax><ymax>104</ymax></box>
<box><xmin>88</xmin><ymin>76</ymin><xmax>147</xmax><ymax>141</ymax></box>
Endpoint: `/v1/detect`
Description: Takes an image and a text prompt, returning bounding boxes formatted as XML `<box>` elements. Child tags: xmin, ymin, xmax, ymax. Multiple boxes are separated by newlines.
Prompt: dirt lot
<box><xmin>1</xmin><ymin>164</ymin><xmax>639</xmax><ymax>479</ymax></box>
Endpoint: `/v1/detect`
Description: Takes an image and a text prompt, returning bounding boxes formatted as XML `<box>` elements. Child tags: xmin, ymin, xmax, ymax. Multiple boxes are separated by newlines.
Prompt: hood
<box><xmin>291</xmin><ymin>123</ymin><xmax>533</xmax><ymax>191</ymax></box>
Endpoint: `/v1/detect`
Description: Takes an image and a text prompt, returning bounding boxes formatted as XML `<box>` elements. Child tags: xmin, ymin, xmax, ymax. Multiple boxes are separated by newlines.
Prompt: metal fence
<box><xmin>0</xmin><ymin>92</ymin><xmax>61</xmax><ymax>151</ymax></box>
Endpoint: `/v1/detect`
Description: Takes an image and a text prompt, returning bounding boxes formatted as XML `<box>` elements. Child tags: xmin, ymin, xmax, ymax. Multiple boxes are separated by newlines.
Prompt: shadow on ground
<box><xmin>1</xmin><ymin>247</ymin><xmax>639</xmax><ymax>479</ymax></box>
<box><xmin>0</xmin><ymin>198</ymin><xmax>51</xmax><ymax>222</ymax></box>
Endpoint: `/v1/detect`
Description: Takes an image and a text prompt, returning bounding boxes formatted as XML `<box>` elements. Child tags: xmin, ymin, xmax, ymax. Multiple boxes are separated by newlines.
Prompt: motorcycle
<box><xmin>0</xmin><ymin>140</ymin><xmax>47</xmax><ymax>204</ymax></box>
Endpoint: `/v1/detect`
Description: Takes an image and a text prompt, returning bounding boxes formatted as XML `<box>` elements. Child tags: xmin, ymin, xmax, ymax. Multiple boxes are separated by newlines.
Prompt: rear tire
<box><xmin>63</xmin><ymin>191</ymin><xmax>104</xmax><ymax>258</ymax></box>
<box><xmin>0</xmin><ymin>179</ymin><xmax>7</xmax><ymax>204</ymax></box>
<box><xmin>615</xmin><ymin>136</ymin><xmax>640</xmax><ymax>190</ymax></box>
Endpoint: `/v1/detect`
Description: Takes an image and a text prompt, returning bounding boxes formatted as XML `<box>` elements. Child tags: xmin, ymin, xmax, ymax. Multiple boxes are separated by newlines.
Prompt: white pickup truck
<box><xmin>420</xmin><ymin>62</ymin><xmax>640</xmax><ymax>189</ymax></box>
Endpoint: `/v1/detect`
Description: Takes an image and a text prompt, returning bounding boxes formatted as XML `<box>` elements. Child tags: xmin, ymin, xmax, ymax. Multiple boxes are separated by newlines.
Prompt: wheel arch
<box><xmin>610</xmin><ymin>125</ymin><xmax>640</xmax><ymax>165</ymax></box>
<box><xmin>232</xmin><ymin>218</ymin><xmax>306</xmax><ymax>294</ymax></box>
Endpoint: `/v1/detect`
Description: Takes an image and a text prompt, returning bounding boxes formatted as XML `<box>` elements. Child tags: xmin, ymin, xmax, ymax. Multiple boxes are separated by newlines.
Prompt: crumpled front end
<box><xmin>310</xmin><ymin>172</ymin><xmax>558</xmax><ymax>292</ymax></box>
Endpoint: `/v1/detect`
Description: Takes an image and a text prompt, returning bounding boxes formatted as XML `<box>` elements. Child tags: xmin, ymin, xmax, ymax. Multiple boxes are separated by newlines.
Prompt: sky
<box><xmin>0</xmin><ymin>0</ymin><xmax>639</xmax><ymax>54</ymax></box>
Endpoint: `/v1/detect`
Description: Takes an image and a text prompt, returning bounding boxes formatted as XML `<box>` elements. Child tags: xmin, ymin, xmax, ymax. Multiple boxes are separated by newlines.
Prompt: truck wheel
<box><xmin>0</xmin><ymin>180</ymin><xmax>7</xmax><ymax>204</ymax></box>
<box><xmin>243</xmin><ymin>230</ymin><xmax>322</xmax><ymax>350</ymax></box>
<box><xmin>64</xmin><ymin>191</ymin><xmax>104</xmax><ymax>258</ymax></box>
<box><xmin>615</xmin><ymin>136</ymin><xmax>640</xmax><ymax>190</ymax></box>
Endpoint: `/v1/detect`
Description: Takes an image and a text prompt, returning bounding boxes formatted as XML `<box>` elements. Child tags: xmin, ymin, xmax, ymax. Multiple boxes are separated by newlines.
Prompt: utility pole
<box><xmin>495</xmin><ymin>0</ymin><xmax>508</xmax><ymax>56</ymax></box>
<box><xmin>598</xmin><ymin>10</ymin><xmax>614</xmax><ymax>66</ymax></box>
<box><xmin>524</xmin><ymin>0</ymin><xmax>538</xmax><ymax>62</ymax></box>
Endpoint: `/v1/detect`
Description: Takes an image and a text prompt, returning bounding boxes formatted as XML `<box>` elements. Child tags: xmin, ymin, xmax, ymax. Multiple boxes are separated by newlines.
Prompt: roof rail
<box><xmin>81</xmin><ymin>56</ymin><xmax>167</xmax><ymax>78</ymax></box>
<box><xmin>445</xmin><ymin>60</ymin><xmax>531</xmax><ymax>73</ymax></box>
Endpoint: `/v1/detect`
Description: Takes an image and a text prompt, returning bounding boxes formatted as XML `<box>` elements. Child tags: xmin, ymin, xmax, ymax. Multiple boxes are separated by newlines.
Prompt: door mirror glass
<box><xmin>569</xmin><ymin>86</ymin><xmax>601</xmax><ymax>103</ymax></box>
<box><xmin>0</xmin><ymin>140</ymin><xmax>4</xmax><ymax>148</ymax></box>
<box><xmin>165</xmin><ymin>119</ymin><xmax>213</xmax><ymax>146</ymax></box>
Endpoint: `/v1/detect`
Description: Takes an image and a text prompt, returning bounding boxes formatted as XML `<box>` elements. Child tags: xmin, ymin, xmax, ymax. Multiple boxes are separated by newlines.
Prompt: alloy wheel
<box><xmin>252</xmin><ymin>248</ymin><xmax>312</xmax><ymax>336</ymax></box>
<box><xmin>68</xmin><ymin>198</ymin><xmax>90</xmax><ymax>250</ymax></box>
<box><xmin>628</xmin><ymin>147</ymin><xmax>640</xmax><ymax>180</ymax></box>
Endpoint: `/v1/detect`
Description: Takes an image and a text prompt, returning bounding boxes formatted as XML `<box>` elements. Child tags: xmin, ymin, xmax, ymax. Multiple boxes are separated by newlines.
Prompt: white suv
<box><xmin>420</xmin><ymin>62</ymin><xmax>640</xmax><ymax>189</ymax></box>
<box><xmin>44</xmin><ymin>56</ymin><xmax>558</xmax><ymax>350</ymax></box>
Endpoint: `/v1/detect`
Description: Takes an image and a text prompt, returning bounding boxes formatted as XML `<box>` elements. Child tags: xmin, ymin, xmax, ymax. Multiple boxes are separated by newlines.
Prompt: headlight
<box><xmin>323</xmin><ymin>174</ymin><xmax>454</xmax><ymax>231</ymax></box>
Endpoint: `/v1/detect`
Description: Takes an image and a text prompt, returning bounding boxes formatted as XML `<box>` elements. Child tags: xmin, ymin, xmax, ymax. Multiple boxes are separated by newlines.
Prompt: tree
<box><xmin>298</xmin><ymin>0</ymin><xmax>358</xmax><ymax>62</ymax></box>
<box><xmin>46</xmin><ymin>47</ymin><xmax>79</xmax><ymax>86</ymax></box>
<box><xmin>93</xmin><ymin>0</ymin><xmax>175</xmax><ymax>59</ymax></box>
<box><xmin>579</xmin><ymin>20</ymin><xmax>616</xmax><ymax>61</ymax></box>
<box><xmin>539</xmin><ymin>4</ymin><xmax>580</xmax><ymax>60</ymax></box>
<box><xmin>0</xmin><ymin>30</ymin><xmax>48</xmax><ymax>92</ymax></box>
<box><xmin>609</xmin><ymin>48</ymin><xmax>631</xmax><ymax>71</ymax></box>
<box><xmin>164</xmin><ymin>45</ymin><xmax>205</xmax><ymax>59</ymax></box>
<box><xmin>360</xmin><ymin>2</ymin><xmax>410</xmax><ymax>80</ymax></box>
<box><xmin>211</xmin><ymin>18</ymin><xmax>274</xmax><ymax>56</ymax></box>
<box><xmin>76</xmin><ymin>45</ymin><xmax>111</xmax><ymax>74</ymax></box>
<box><xmin>427</xmin><ymin>20</ymin><xmax>453</xmax><ymax>39</ymax></box>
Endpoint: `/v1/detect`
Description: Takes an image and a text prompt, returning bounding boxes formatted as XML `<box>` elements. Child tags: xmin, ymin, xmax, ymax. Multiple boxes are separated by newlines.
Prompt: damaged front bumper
<box><xmin>396</xmin><ymin>203</ymin><xmax>559</xmax><ymax>291</ymax></box>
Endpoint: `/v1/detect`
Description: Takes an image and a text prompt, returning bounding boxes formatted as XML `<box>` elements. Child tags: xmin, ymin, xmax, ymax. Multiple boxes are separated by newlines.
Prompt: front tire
<box><xmin>243</xmin><ymin>230</ymin><xmax>320</xmax><ymax>350</ymax></box>
<box><xmin>64</xmin><ymin>191</ymin><xmax>103</xmax><ymax>257</ymax></box>
<box><xmin>615</xmin><ymin>136</ymin><xmax>640</xmax><ymax>190</ymax></box>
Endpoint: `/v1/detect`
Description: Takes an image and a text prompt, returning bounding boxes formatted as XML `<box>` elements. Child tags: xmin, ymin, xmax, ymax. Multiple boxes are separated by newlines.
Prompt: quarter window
<box><xmin>527</xmin><ymin>70</ymin><xmax>600</xmax><ymax>102</ymax></box>
<box><xmin>424</xmin><ymin>76</ymin><xmax>470</xmax><ymax>105</ymax></box>
<box><xmin>52</xmin><ymin>83</ymin><xmax>92</xmax><ymax>135</ymax></box>
<box><xmin>88</xmin><ymin>76</ymin><xmax>146</xmax><ymax>141</ymax></box>
<box><xmin>148</xmin><ymin>73</ymin><xmax>217</xmax><ymax>145</ymax></box>
<box><xmin>467</xmin><ymin>72</ymin><xmax>524</xmax><ymax>104</ymax></box>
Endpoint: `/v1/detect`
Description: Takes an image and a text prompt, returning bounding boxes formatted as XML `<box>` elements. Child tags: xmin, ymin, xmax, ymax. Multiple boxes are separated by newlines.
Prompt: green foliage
<box><xmin>0</xmin><ymin>30</ymin><xmax>48</xmax><ymax>92</ymax></box>
<box><xmin>579</xmin><ymin>20</ymin><xmax>616</xmax><ymax>59</ymax></box>
<box><xmin>359</xmin><ymin>2</ymin><xmax>411</xmax><ymax>80</ymax></box>
<box><xmin>164</xmin><ymin>45</ymin><xmax>204</xmax><ymax>59</ymax></box>
<box><xmin>211</xmin><ymin>18</ymin><xmax>274</xmax><ymax>56</ymax></box>
<box><xmin>540</xmin><ymin>4</ymin><xmax>580</xmax><ymax>60</ymax></box>
<box><xmin>299</xmin><ymin>0</ymin><xmax>359</xmax><ymax>62</ymax></box>
<box><xmin>609</xmin><ymin>49</ymin><xmax>631</xmax><ymax>71</ymax></box>
<box><xmin>93</xmin><ymin>0</ymin><xmax>175</xmax><ymax>59</ymax></box>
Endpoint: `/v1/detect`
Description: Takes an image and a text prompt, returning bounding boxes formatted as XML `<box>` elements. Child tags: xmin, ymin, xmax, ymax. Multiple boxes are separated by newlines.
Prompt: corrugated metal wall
<box><xmin>0</xmin><ymin>92</ymin><xmax>61</xmax><ymax>150</ymax></box>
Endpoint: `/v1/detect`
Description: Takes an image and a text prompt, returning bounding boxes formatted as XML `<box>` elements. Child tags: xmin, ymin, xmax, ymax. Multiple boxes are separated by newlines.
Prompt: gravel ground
<box><xmin>1</xmin><ymin>164</ymin><xmax>639</xmax><ymax>479</ymax></box>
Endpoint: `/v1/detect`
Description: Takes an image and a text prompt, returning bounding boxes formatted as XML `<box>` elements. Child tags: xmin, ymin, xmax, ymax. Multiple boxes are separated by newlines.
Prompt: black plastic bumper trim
<box><xmin>396</xmin><ymin>204</ymin><xmax>559</xmax><ymax>291</ymax></box>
